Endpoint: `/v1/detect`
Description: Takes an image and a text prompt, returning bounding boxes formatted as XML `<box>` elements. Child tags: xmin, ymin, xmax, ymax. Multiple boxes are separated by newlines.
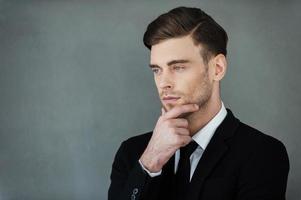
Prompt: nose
<box><xmin>157</xmin><ymin>71</ymin><xmax>174</xmax><ymax>90</ymax></box>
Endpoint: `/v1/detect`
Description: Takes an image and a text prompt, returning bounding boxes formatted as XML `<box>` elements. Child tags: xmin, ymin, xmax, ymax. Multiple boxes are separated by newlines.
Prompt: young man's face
<box><xmin>150</xmin><ymin>35</ymin><xmax>214</xmax><ymax>112</ymax></box>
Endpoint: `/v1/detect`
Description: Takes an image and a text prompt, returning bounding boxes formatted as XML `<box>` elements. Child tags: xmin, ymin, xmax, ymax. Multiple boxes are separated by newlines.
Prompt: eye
<box><xmin>173</xmin><ymin>66</ymin><xmax>185</xmax><ymax>71</ymax></box>
<box><xmin>151</xmin><ymin>68</ymin><xmax>160</xmax><ymax>74</ymax></box>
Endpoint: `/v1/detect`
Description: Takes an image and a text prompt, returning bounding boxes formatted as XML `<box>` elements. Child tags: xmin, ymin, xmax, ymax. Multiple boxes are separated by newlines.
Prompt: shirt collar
<box><xmin>192</xmin><ymin>101</ymin><xmax>227</xmax><ymax>150</ymax></box>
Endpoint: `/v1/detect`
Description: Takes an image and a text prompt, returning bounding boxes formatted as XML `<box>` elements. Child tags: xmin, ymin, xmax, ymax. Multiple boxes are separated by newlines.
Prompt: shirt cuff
<box><xmin>138</xmin><ymin>159</ymin><xmax>162</xmax><ymax>177</ymax></box>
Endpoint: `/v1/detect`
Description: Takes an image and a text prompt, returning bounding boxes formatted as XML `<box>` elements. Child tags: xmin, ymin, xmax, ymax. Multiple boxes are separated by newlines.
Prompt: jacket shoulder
<box><xmin>118</xmin><ymin>131</ymin><xmax>153</xmax><ymax>163</ymax></box>
<box><xmin>233</xmin><ymin>121</ymin><xmax>288</xmax><ymax>161</ymax></box>
<box><xmin>123</xmin><ymin>131</ymin><xmax>153</xmax><ymax>146</ymax></box>
<box><xmin>237</xmin><ymin>121</ymin><xmax>286</xmax><ymax>147</ymax></box>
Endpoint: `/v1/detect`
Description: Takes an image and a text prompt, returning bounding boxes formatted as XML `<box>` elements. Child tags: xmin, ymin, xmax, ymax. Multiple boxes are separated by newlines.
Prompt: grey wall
<box><xmin>0</xmin><ymin>0</ymin><xmax>300</xmax><ymax>199</ymax></box>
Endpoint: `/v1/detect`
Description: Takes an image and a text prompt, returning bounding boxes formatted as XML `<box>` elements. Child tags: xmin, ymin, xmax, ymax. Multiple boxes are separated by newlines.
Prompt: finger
<box><xmin>163</xmin><ymin>104</ymin><xmax>199</xmax><ymax>119</ymax></box>
<box><xmin>175</xmin><ymin>128</ymin><xmax>190</xmax><ymax>136</ymax></box>
<box><xmin>167</xmin><ymin>118</ymin><xmax>189</xmax><ymax>128</ymax></box>
<box><xmin>178</xmin><ymin>135</ymin><xmax>192</xmax><ymax>147</ymax></box>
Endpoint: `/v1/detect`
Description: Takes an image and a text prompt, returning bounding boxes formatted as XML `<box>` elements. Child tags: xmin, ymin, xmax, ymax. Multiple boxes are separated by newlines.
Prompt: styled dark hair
<box><xmin>143</xmin><ymin>7</ymin><xmax>228</xmax><ymax>64</ymax></box>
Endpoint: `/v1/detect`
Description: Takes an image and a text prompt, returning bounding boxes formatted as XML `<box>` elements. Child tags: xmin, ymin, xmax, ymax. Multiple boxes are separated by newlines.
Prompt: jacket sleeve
<box><xmin>108</xmin><ymin>141</ymin><xmax>163</xmax><ymax>200</ymax></box>
<box><xmin>236</xmin><ymin>137</ymin><xmax>290</xmax><ymax>200</ymax></box>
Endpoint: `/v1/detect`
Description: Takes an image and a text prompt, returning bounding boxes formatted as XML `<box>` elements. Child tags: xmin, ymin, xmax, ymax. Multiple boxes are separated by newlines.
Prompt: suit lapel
<box><xmin>162</xmin><ymin>153</ymin><xmax>175</xmax><ymax>177</ymax></box>
<box><xmin>186</xmin><ymin>109</ymin><xmax>240</xmax><ymax>200</ymax></box>
<box><xmin>159</xmin><ymin>154</ymin><xmax>176</xmax><ymax>199</ymax></box>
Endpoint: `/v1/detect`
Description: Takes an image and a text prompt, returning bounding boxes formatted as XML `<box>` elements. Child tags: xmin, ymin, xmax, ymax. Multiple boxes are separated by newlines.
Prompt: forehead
<box><xmin>150</xmin><ymin>35</ymin><xmax>203</xmax><ymax>65</ymax></box>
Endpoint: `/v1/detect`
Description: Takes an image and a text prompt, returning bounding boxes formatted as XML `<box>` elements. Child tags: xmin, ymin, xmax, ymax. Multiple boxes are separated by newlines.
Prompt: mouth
<box><xmin>162</xmin><ymin>96</ymin><xmax>181</xmax><ymax>104</ymax></box>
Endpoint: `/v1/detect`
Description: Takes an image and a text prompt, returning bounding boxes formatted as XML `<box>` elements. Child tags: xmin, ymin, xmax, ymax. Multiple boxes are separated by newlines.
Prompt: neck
<box><xmin>187</xmin><ymin>98</ymin><xmax>222</xmax><ymax>136</ymax></box>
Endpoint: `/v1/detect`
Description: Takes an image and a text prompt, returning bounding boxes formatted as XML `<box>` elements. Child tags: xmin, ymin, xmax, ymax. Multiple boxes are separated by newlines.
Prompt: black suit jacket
<box><xmin>108</xmin><ymin>109</ymin><xmax>289</xmax><ymax>200</ymax></box>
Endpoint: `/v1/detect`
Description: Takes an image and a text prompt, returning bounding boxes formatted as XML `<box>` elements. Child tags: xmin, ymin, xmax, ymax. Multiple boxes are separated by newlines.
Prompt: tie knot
<box><xmin>180</xmin><ymin>140</ymin><xmax>198</xmax><ymax>158</ymax></box>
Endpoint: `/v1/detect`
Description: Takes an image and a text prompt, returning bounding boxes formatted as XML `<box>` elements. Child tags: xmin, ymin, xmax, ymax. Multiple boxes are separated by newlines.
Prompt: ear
<box><xmin>212</xmin><ymin>54</ymin><xmax>227</xmax><ymax>81</ymax></box>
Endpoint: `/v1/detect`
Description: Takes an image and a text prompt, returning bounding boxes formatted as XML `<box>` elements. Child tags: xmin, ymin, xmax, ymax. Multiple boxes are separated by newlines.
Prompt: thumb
<box><xmin>161</xmin><ymin>107</ymin><xmax>166</xmax><ymax>116</ymax></box>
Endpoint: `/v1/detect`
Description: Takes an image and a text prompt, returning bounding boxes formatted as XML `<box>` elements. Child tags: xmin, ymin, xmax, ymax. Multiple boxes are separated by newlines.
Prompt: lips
<box><xmin>162</xmin><ymin>96</ymin><xmax>180</xmax><ymax>103</ymax></box>
<box><xmin>162</xmin><ymin>96</ymin><xmax>180</xmax><ymax>100</ymax></box>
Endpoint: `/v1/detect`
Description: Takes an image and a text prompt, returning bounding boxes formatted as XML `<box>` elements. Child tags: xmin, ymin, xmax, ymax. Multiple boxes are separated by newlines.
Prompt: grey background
<box><xmin>0</xmin><ymin>0</ymin><xmax>300</xmax><ymax>199</ymax></box>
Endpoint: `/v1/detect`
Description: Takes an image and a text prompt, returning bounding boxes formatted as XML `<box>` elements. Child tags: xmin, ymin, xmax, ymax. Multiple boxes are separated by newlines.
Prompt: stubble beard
<box><xmin>162</xmin><ymin>85</ymin><xmax>212</xmax><ymax>119</ymax></box>
<box><xmin>161</xmin><ymin>70</ymin><xmax>212</xmax><ymax>119</ymax></box>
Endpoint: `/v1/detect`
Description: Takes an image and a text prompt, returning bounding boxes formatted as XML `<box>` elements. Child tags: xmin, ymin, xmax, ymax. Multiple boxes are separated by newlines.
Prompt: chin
<box><xmin>164</xmin><ymin>102</ymin><xmax>183</xmax><ymax>111</ymax></box>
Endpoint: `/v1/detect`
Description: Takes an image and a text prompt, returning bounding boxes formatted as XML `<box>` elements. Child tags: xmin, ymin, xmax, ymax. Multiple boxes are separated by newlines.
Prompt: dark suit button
<box><xmin>133</xmin><ymin>188</ymin><xmax>138</xmax><ymax>194</ymax></box>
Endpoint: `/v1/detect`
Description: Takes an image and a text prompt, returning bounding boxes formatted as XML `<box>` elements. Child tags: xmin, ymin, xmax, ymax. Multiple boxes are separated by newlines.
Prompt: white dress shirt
<box><xmin>139</xmin><ymin>101</ymin><xmax>227</xmax><ymax>181</ymax></box>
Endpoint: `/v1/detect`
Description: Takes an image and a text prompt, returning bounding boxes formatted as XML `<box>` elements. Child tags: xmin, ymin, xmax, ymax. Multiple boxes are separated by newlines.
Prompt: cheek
<box><xmin>179</xmin><ymin>78</ymin><xmax>202</xmax><ymax>99</ymax></box>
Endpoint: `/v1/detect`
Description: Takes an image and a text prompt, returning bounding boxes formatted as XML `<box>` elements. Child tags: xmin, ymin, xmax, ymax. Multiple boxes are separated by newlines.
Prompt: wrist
<box><xmin>138</xmin><ymin>159</ymin><xmax>162</xmax><ymax>177</ymax></box>
<box><xmin>139</xmin><ymin>153</ymin><xmax>162</xmax><ymax>173</ymax></box>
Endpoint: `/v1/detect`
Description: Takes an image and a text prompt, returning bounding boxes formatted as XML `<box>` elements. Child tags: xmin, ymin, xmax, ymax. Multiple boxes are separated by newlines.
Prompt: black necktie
<box><xmin>175</xmin><ymin>140</ymin><xmax>198</xmax><ymax>199</ymax></box>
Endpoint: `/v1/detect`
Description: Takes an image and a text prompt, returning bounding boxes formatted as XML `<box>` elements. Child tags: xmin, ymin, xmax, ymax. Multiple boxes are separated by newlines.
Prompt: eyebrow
<box><xmin>149</xmin><ymin>59</ymin><xmax>191</xmax><ymax>68</ymax></box>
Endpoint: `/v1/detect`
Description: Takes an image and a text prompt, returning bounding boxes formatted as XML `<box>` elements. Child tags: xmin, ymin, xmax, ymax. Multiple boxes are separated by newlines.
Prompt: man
<box><xmin>108</xmin><ymin>7</ymin><xmax>289</xmax><ymax>200</ymax></box>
